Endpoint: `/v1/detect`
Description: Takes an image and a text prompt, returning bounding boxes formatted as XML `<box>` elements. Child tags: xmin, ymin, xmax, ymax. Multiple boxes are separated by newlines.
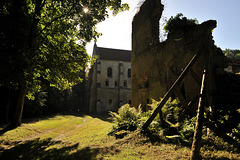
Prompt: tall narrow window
<box><xmin>124</xmin><ymin>80</ymin><xmax>127</xmax><ymax>87</ymax></box>
<box><xmin>115</xmin><ymin>80</ymin><xmax>118</xmax><ymax>87</ymax></box>
<box><xmin>105</xmin><ymin>80</ymin><xmax>109</xmax><ymax>87</ymax></box>
<box><xmin>107</xmin><ymin>67</ymin><xmax>112</xmax><ymax>78</ymax></box>
<box><xmin>128</xmin><ymin>69</ymin><xmax>131</xmax><ymax>78</ymax></box>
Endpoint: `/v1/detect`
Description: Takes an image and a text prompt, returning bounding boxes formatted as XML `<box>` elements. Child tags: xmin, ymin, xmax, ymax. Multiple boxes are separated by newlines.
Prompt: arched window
<box><xmin>128</xmin><ymin>69</ymin><xmax>131</xmax><ymax>78</ymax></box>
<box><xmin>107</xmin><ymin>67</ymin><xmax>112</xmax><ymax>78</ymax></box>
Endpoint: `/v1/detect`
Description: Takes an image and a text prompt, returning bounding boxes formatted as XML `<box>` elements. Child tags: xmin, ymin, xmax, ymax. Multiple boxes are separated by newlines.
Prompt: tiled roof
<box><xmin>97</xmin><ymin>47</ymin><xmax>131</xmax><ymax>62</ymax></box>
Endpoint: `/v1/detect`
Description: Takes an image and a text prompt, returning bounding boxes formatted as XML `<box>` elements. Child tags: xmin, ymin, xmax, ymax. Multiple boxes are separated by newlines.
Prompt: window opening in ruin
<box><xmin>115</xmin><ymin>80</ymin><xmax>118</xmax><ymax>87</ymax></box>
<box><xmin>124</xmin><ymin>80</ymin><xmax>127</xmax><ymax>87</ymax></box>
<box><xmin>105</xmin><ymin>80</ymin><xmax>109</xmax><ymax>87</ymax></box>
<box><xmin>147</xmin><ymin>98</ymin><xmax>150</xmax><ymax>104</ymax></box>
<box><xmin>109</xmin><ymin>99</ymin><xmax>112</xmax><ymax>104</ymax></box>
<box><xmin>107</xmin><ymin>67</ymin><xmax>112</xmax><ymax>77</ymax></box>
<box><xmin>128</xmin><ymin>69</ymin><xmax>131</xmax><ymax>78</ymax></box>
<box><xmin>128</xmin><ymin>100</ymin><xmax>131</xmax><ymax>105</ymax></box>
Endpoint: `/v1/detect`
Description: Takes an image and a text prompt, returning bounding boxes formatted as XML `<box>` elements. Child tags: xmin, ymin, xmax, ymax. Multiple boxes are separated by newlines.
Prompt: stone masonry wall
<box><xmin>131</xmin><ymin>0</ymin><xmax>227</xmax><ymax>112</ymax></box>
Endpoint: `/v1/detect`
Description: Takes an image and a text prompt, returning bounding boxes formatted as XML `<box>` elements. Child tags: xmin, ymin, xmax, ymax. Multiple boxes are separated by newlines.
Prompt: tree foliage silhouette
<box><xmin>0</xmin><ymin>0</ymin><xmax>129</xmax><ymax>126</ymax></box>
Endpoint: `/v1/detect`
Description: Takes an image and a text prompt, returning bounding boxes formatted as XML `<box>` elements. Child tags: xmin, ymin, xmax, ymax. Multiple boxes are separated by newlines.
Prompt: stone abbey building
<box><xmin>87</xmin><ymin>43</ymin><xmax>131</xmax><ymax>113</ymax></box>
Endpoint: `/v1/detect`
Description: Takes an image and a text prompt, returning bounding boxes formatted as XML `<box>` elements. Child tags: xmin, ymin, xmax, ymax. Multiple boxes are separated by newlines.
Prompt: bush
<box><xmin>163</xmin><ymin>13</ymin><xmax>198</xmax><ymax>34</ymax></box>
<box><xmin>109</xmin><ymin>104</ymin><xmax>142</xmax><ymax>134</ymax></box>
<box><xmin>109</xmin><ymin>98</ymin><xmax>198</xmax><ymax>144</ymax></box>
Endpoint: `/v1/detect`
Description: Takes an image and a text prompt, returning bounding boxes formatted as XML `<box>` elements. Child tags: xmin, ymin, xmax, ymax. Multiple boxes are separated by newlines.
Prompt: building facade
<box><xmin>87</xmin><ymin>43</ymin><xmax>131</xmax><ymax>113</ymax></box>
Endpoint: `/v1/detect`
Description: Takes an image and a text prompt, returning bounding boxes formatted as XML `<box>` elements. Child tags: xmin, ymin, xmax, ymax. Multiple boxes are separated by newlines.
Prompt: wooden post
<box><xmin>190</xmin><ymin>69</ymin><xmax>207</xmax><ymax>160</ymax></box>
<box><xmin>142</xmin><ymin>52</ymin><xmax>201</xmax><ymax>131</ymax></box>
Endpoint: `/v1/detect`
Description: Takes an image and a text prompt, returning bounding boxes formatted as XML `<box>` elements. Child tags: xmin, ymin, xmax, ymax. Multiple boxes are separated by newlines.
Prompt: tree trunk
<box><xmin>0</xmin><ymin>87</ymin><xmax>10</xmax><ymax>124</ymax></box>
<box><xmin>10</xmin><ymin>82</ymin><xmax>27</xmax><ymax>127</ymax></box>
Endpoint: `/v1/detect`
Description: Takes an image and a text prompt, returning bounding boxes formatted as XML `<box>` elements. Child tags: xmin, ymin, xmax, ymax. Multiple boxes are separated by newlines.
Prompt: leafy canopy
<box><xmin>0</xmin><ymin>0</ymin><xmax>129</xmax><ymax>98</ymax></box>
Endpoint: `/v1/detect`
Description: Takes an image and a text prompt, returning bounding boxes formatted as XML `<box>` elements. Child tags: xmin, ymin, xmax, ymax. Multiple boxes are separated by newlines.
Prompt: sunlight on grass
<box><xmin>0</xmin><ymin>115</ymin><xmax>81</xmax><ymax>143</ymax></box>
<box><xmin>62</xmin><ymin>117</ymin><xmax>113</xmax><ymax>146</ymax></box>
<box><xmin>1</xmin><ymin>114</ymin><xmax>239</xmax><ymax>160</ymax></box>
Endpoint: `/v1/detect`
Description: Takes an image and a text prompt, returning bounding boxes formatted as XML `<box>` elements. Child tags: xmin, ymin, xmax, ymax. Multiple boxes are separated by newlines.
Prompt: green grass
<box><xmin>0</xmin><ymin>114</ymin><xmax>239</xmax><ymax>160</ymax></box>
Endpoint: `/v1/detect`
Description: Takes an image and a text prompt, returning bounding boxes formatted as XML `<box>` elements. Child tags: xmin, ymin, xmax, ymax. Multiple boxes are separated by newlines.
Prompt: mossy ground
<box><xmin>0</xmin><ymin>114</ymin><xmax>239</xmax><ymax>160</ymax></box>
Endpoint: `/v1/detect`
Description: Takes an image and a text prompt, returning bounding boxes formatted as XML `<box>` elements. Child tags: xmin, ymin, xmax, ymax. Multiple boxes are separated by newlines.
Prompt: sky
<box><xmin>86</xmin><ymin>0</ymin><xmax>240</xmax><ymax>56</ymax></box>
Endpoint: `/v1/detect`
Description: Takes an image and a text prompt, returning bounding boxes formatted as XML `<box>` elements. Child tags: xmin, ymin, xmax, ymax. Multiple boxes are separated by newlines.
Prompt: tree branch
<box><xmin>36</xmin><ymin>5</ymin><xmax>75</xmax><ymax>37</ymax></box>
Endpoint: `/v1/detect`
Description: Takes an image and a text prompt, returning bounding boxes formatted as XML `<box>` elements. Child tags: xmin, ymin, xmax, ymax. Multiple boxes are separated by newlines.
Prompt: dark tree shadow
<box><xmin>61</xmin><ymin>111</ymin><xmax>113</xmax><ymax>123</ymax></box>
<box><xmin>0</xmin><ymin>138</ymin><xmax>120</xmax><ymax>160</ymax></box>
<box><xmin>0</xmin><ymin>125</ymin><xmax>17</xmax><ymax>136</ymax></box>
<box><xmin>141</xmin><ymin>130</ymin><xmax>239</xmax><ymax>160</ymax></box>
<box><xmin>200</xmin><ymin>156</ymin><xmax>240</xmax><ymax>160</ymax></box>
<box><xmin>89</xmin><ymin>113</ymin><xmax>113</xmax><ymax>123</ymax></box>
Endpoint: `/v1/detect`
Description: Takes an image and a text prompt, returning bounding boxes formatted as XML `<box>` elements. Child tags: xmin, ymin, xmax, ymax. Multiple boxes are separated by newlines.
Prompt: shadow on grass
<box><xmin>0</xmin><ymin>138</ymin><xmax>119</xmax><ymax>160</ymax></box>
<box><xmin>60</xmin><ymin>111</ymin><xmax>113</xmax><ymax>123</ymax></box>
<box><xmin>89</xmin><ymin>113</ymin><xmax>113</xmax><ymax>123</ymax></box>
<box><xmin>142</xmin><ymin>131</ymin><xmax>239</xmax><ymax>160</ymax></box>
<box><xmin>0</xmin><ymin>125</ymin><xmax>17</xmax><ymax>137</ymax></box>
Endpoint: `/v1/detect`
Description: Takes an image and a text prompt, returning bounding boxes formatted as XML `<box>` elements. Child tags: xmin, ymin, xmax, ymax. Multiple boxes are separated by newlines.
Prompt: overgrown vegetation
<box><xmin>163</xmin><ymin>13</ymin><xmax>198</xmax><ymax>34</ymax></box>
<box><xmin>109</xmin><ymin>98</ymin><xmax>240</xmax><ymax>152</ymax></box>
<box><xmin>110</xmin><ymin>99</ymin><xmax>195</xmax><ymax>143</ymax></box>
<box><xmin>23</xmin><ymin>83</ymin><xmax>86</xmax><ymax>118</ymax></box>
<box><xmin>223</xmin><ymin>49</ymin><xmax>240</xmax><ymax>59</ymax></box>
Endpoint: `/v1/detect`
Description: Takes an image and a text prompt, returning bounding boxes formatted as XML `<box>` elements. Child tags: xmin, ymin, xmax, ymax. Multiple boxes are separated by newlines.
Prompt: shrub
<box><xmin>109</xmin><ymin>104</ymin><xmax>142</xmax><ymax>134</ymax></box>
<box><xmin>109</xmin><ymin>98</ymin><xmax>195</xmax><ymax>144</ymax></box>
<box><xmin>163</xmin><ymin>13</ymin><xmax>198</xmax><ymax>34</ymax></box>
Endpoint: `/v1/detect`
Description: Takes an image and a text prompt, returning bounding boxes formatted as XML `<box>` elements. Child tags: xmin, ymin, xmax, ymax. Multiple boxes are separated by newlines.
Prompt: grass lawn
<box><xmin>0</xmin><ymin>114</ymin><xmax>239</xmax><ymax>160</ymax></box>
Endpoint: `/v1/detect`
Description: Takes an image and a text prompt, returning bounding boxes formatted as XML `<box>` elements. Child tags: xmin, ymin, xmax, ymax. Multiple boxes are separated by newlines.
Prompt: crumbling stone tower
<box><xmin>131</xmin><ymin>0</ymin><xmax>227</xmax><ymax>112</ymax></box>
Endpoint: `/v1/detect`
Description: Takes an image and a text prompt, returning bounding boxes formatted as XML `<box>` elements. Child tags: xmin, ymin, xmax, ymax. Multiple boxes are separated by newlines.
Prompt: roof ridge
<box><xmin>97</xmin><ymin>46</ymin><xmax>131</xmax><ymax>52</ymax></box>
<box><xmin>97</xmin><ymin>46</ymin><xmax>131</xmax><ymax>62</ymax></box>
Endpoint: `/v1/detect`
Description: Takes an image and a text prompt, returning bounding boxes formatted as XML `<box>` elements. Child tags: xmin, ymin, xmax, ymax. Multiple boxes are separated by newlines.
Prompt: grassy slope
<box><xmin>0</xmin><ymin>115</ymin><xmax>239</xmax><ymax>160</ymax></box>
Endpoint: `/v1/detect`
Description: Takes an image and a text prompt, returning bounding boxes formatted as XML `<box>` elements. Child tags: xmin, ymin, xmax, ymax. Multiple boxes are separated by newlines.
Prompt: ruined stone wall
<box><xmin>131</xmin><ymin>0</ymin><xmax>227</xmax><ymax>112</ymax></box>
<box><xmin>132</xmin><ymin>0</ymin><xmax>163</xmax><ymax>109</ymax></box>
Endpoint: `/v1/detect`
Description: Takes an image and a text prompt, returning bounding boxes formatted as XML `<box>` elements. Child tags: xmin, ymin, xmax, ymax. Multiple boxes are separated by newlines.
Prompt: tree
<box><xmin>0</xmin><ymin>0</ymin><xmax>129</xmax><ymax>127</ymax></box>
<box><xmin>223</xmin><ymin>49</ymin><xmax>240</xmax><ymax>59</ymax></box>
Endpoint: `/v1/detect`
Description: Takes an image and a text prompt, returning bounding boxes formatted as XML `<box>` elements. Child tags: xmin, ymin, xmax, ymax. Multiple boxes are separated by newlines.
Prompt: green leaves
<box><xmin>223</xmin><ymin>49</ymin><xmax>240</xmax><ymax>59</ymax></box>
<box><xmin>1</xmin><ymin>0</ymin><xmax>129</xmax><ymax>98</ymax></box>
<box><xmin>110</xmin><ymin>3</ymin><xmax>129</xmax><ymax>16</ymax></box>
<box><xmin>163</xmin><ymin>13</ymin><xmax>198</xmax><ymax>32</ymax></box>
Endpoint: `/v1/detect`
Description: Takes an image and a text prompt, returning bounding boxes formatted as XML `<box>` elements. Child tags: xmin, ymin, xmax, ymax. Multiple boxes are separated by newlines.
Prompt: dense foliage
<box><xmin>0</xmin><ymin>0</ymin><xmax>129</xmax><ymax>126</ymax></box>
<box><xmin>223</xmin><ymin>49</ymin><xmax>240</xmax><ymax>59</ymax></box>
<box><xmin>23</xmin><ymin>83</ymin><xmax>85</xmax><ymax>118</ymax></box>
<box><xmin>109</xmin><ymin>98</ymin><xmax>240</xmax><ymax>148</ymax></box>
<box><xmin>0</xmin><ymin>0</ymin><xmax>129</xmax><ymax>95</ymax></box>
<box><xmin>109</xmin><ymin>99</ymin><xmax>195</xmax><ymax>143</ymax></box>
<box><xmin>163</xmin><ymin>13</ymin><xmax>198</xmax><ymax>34</ymax></box>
